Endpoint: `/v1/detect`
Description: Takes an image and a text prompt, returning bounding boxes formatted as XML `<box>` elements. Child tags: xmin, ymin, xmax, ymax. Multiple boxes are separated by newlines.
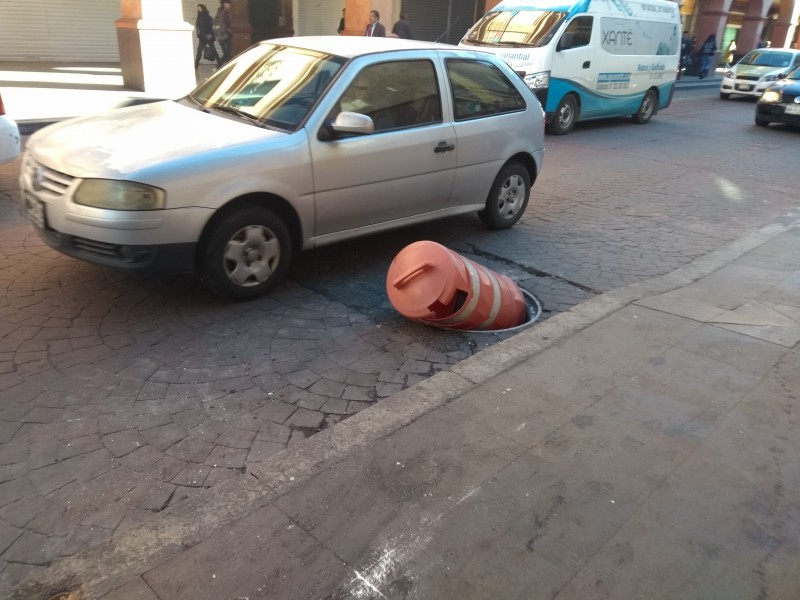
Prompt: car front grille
<box><xmin>72</xmin><ymin>237</ymin><xmax>121</xmax><ymax>258</ymax></box>
<box><xmin>23</xmin><ymin>159</ymin><xmax>75</xmax><ymax>197</ymax></box>
<box><xmin>736</xmin><ymin>75</ymin><xmax>761</xmax><ymax>82</ymax></box>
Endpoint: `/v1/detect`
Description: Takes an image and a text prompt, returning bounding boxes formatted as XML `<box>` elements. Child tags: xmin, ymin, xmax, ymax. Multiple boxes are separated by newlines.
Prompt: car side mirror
<box><xmin>331</xmin><ymin>111</ymin><xmax>374</xmax><ymax>135</ymax></box>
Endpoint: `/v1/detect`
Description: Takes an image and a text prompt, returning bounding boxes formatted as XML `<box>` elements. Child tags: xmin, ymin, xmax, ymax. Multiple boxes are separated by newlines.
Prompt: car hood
<box><xmin>767</xmin><ymin>78</ymin><xmax>800</xmax><ymax>94</ymax></box>
<box><xmin>27</xmin><ymin>100</ymin><xmax>282</xmax><ymax>178</ymax></box>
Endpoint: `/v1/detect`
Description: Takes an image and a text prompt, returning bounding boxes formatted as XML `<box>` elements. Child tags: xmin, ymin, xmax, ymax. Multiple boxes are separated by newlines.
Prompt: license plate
<box><xmin>736</xmin><ymin>83</ymin><xmax>750</xmax><ymax>91</ymax></box>
<box><xmin>785</xmin><ymin>104</ymin><xmax>800</xmax><ymax>115</ymax></box>
<box><xmin>25</xmin><ymin>196</ymin><xmax>46</xmax><ymax>229</ymax></box>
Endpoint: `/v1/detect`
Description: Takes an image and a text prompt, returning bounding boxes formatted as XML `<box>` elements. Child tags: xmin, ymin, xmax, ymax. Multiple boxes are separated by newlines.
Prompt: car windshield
<box><xmin>462</xmin><ymin>9</ymin><xmax>566</xmax><ymax>47</ymax></box>
<box><xmin>189</xmin><ymin>43</ymin><xmax>345</xmax><ymax>131</ymax></box>
<box><xmin>739</xmin><ymin>50</ymin><xmax>794</xmax><ymax>68</ymax></box>
<box><xmin>787</xmin><ymin>66</ymin><xmax>800</xmax><ymax>80</ymax></box>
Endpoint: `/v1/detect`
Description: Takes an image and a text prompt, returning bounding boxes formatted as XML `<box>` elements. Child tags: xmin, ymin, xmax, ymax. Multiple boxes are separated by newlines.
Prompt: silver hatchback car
<box><xmin>20</xmin><ymin>37</ymin><xmax>545</xmax><ymax>300</ymax></box>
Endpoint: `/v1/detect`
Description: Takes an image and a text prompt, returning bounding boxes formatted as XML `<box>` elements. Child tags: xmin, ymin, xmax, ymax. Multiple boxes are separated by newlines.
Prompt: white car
<box><xmin>20</xmin><ymin>37</ymin><xmax>545</xmax><ymax>300</ymax></box>
<box><xmin>0</xmin><ymin>93</ymin><xmax>20</xmax><ymax>164</ymax></box>
<box><xmin>720</xmin><ymin>47</ymin><xmax>800</xmax><ymax>99</ymax></box>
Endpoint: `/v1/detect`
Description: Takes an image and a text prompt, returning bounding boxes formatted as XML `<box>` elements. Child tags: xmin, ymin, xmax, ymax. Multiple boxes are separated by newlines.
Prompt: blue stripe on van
<box><xmin>546</xmin><ymin>78</ymin><xmax>676</xmax><ymax>120</ymax></box>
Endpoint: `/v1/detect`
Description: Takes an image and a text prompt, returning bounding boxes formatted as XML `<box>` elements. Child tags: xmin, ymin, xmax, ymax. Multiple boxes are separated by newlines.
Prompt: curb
<box><xmin>11</xmin><ymin>208</ymin><xmax>800</xmax><ymax>600</ymax></box>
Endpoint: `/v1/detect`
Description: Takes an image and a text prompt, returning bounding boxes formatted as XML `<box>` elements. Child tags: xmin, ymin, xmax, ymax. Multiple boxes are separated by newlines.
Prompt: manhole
<box><xmin>423</xmin><ymin>288</ymin><xmax>543</xmax><ymax>333</ymax></box>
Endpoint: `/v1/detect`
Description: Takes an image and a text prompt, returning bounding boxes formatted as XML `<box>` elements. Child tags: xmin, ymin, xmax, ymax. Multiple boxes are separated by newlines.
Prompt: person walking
<box><xmin>698</xmin><ymin>33</ymin><xmax>717</xmax><ymax>79</ymax></box>
<box><xmin>214</xmin><ymin>0</ymin><xmax>233</xmax><ymax>65</ymax></box>
<box><xmin>680</xmin><ymin>30</ymin><xmax>693</xmax><ymax>77</ymax></box>
<box><xmin>364</xmin><ymin>10</ymin><xmax>385</xmax><ymax>37</ymax></box>
<box><xmin>391</xmin><ymin>12</ymin><xmax>414</xmax><ymax>39</ymax></box>
<box><xmin>195</xmin><ymin>3</ymin><xmax>222</xmax><ymax>70</ymax></box>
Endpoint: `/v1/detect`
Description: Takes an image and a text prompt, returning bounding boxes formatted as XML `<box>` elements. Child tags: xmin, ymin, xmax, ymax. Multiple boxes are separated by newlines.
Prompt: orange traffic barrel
<box><xmin>386</xmin><ymin>241</ymin><xmax>527</xmax><ymax>331</ymax></box>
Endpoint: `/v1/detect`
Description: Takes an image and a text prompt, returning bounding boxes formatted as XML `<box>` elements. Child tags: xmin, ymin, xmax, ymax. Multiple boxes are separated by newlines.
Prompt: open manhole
<box><xmin>458</xmin><ymin>287</ymin><xmax>543</xmax><ymax>333</ymax></box>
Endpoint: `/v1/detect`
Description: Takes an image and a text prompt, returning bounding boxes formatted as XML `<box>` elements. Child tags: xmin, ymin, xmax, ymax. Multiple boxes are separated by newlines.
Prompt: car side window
<box><xmin>558</xmin><ymin>16</ymin><xmax>593</xmax><ymax>50</ymax></box>
<box><xmin>335</xmin><ymin>60</ymin><xmax>442</xmax><ymax>133</ymax></box>
<box><xmin>446</xmin><ymin>58</ymin><xmax>527</xmax><ymax>121</ymax></box>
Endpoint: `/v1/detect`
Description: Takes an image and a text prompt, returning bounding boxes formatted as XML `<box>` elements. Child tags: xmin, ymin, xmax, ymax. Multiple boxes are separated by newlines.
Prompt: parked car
<box><xmin>0</xmin><ymin>93</ymin><xmax>20</xmax><ymax>165</ymax></box>
<box><xmin>755</xmin><ymin>66</ymin><xmax>800</xmax><ymax>128</ymax></box>
<box><xmin>19</xmin><ymin>37</ymin><xmax>545</xmax><ymax>300</ymax></box>
<box><xmin>720</xmin><ymin>47</ymin><xmax>800</xmax><ymax>99</ymax></box>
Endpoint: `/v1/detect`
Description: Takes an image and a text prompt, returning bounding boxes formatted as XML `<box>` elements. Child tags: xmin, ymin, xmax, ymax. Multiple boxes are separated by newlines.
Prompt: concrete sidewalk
<box><xmin>8</xmin><ymin>206</ymin><xmax>800</xmax><ymax>599</ymax></box>
<box><xmin>0</xmin><ymin>61</ymin><xmax>724</xmax><ymax>133</ymax></box>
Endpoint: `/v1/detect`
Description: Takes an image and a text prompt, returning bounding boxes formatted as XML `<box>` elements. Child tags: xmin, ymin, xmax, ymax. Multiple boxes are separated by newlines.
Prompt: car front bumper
<box><xmin>721</xmin><ymin>77</ymin><xmax>771</xmax><ymax>97</ymax></box>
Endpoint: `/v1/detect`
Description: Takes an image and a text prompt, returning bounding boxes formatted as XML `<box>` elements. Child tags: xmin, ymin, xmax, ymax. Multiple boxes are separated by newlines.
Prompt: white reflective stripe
<box><xmin>476</xmin><ymin>268</ymin><xmax>503</xmax><ymax>330</ymax></box>
<box><xmin>425</xmin><ymin>255</ymin><xmax>481</xmax><ymax>326</ymax></box>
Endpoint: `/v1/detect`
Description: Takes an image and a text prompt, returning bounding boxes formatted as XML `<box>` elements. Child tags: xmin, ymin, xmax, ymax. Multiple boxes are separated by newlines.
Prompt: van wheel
<box><xmin>200</xmin><ymin>206</ymin><xmax>292</xmax><ymax>301</ymax></box>
<box><xmin>632</xmin><ymin>90</ymin><xmax>657</xmax><ymax>124</ymax></box>
<box><xmin>478</xmin><ymin>162</ymin><xmax>531</xmax><ymax>229</ymax></box>
<box><xmin>546</xmin><ymin>95</ymin><xmax>577</xmax><ymax>135</ymax></box>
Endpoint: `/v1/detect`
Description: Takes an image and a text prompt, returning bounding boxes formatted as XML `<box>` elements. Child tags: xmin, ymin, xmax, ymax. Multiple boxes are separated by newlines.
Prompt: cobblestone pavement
<box><xmin>0</xmin><ymin>92</ymin><xmax>798</xmax><ymax>585</ymax></box>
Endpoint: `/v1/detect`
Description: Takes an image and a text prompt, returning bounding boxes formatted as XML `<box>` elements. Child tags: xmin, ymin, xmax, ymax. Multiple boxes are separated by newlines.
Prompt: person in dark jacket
<box><xmin>391</xmin><ymin>12</ymin><xmax>414</xmax><ymax>39</ymax></box>
<box><xmin>195</xmin><ymin>3</ymin><xmax>222</xmax><ymax>70</ymax></box>
<box><xmin>364</xmin><ymin>10</ymin><xmax>386</xmax><ymax>37</ymax></box>
<box><xmin>698</xmin><ymin>33</ymin><xmax>717</xmax><ymax>79</ymax></box>
<box><xmin>215</xmin><ymin>0</ymin><xmax>233</xmax><ymax>65</ymax></box>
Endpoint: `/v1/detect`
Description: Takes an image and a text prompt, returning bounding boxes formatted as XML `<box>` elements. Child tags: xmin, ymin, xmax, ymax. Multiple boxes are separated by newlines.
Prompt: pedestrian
<box><xmin>214</xmin><ymin>0</ymin><xmax>233</xmax><ymax>65</ymax></box>
<box><xmin>337</xmin><ymin>8</ymin><xmax>345</xmax><ymax>34</ymax></box>
<box><xmin>680</xmin><ymin>30</ymin><xmax>693</xmax><ymax>74</ymax></box>
<box><xmin>698</xmin><ymin>33</ymin><xmax>717</xmax><ymax>79</ymax></box>
<box><xmin>391</xmin><ymin>12</ymin><xmax>414</xmax><ymax>39</ymax></box>
<box><xmin>194</xmin><ymin>3</ymin><xmax>222</xmax><ymax>70</ymax></box>
<box><xmin>725</xmin><ymin>39</ymin><xmax>736</xmax><ymax>65</ymax></box>
<box><xmin>364</xmin><ymin>10</ymin><xmax>385</xmax><ymax>37</ymax></box>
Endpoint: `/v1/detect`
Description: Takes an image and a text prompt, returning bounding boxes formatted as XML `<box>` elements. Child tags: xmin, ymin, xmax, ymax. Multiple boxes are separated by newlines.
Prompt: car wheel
<box><xmin>478</xmin><ymin>162</ymin><xmax>531</xmax><ymax>230</ymax></box>
<box><xmin>755</xmin><ymin>114</ymin><xmax>770</xmax><ymax>127</ymax></box>
<box><xmin>720</xmin><ymin>92</ymin><xmax>731</xmax><ymax>100</ymax></box>
<box><xmin>200</xmin><ymin>206</ymin><xmax>292</xmax><ymax>301</ymax></box>
<box><xmin>546</xmin><ymin>95</ymin><xmax>577</xmax><ymax>135</ymax></box>
<box><xmin>632</xmin><ymin>90</ymin><xmax>657</xmax><ymax>124</ymax></box>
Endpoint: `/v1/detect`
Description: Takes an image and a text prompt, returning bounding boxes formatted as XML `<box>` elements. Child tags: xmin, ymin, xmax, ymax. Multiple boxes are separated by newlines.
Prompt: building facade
<box><xmin>0</xmin><ymin>0</ymin><xmax>796</xmax><ymax>64</ymax></box>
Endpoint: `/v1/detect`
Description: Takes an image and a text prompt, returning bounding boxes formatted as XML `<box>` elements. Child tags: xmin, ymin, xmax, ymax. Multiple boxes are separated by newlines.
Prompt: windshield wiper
<box><xmin>211</xmin><ymin>104</ymin><xmax>268</xmax><ymax>128</ymax></box>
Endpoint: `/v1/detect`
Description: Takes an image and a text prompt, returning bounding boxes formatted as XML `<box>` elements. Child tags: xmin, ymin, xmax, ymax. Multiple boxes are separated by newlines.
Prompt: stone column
<box><xmin>344</xmin><ymin>0</ymin><xmax>394</xmax><ymax>36</ymax></box>
<box><xmin>116</xmin><ymin>0</ymin><xmax>195</xmax><ymax>97</ymax></box>
<box><xmin>231</xmin><ymin>0</ymin><xmax>253</xmax><ymax>57</ymax></box>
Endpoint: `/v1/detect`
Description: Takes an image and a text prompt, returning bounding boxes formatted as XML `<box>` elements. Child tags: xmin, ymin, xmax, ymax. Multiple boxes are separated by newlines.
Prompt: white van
<box><xmin>460</xmin><ymin>0</ymin><xmax>681</xmax><ymax>134</ymax></box>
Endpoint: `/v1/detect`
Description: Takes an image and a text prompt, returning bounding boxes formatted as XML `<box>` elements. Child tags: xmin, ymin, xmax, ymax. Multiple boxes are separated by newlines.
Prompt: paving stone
<box><xmin>171</xmin><ymin>465</ymin><xmax>211</xmax><ymax>487</ymax></box>
<box><xmin>214</xmin><ymin>428</ymin><xmax>256</xmax><ymax>449</ymax></box>
<box><xmin>120</xmin><ymin>446</ymin><xmax>165</xmax><ymax>472</ymax></box>
<box><xmin>164</xmin><ymin>437</ymin><xmax>215</xmax><ymax>463</ymax></box>
<box><xmin>123</xmin><ymin>479</ymin><xmax>176</xmax><ymax>512</ymax></box>
<box><xmin>0</xmin><ymin>494</ymin><xmax>53</xmax><ymax>528</ymax></box>
<box><xmin>205</xmin><ymin>446</ymin><xmax>247</xmax><ymax>469</ymax></box>
<box><xmin>285</xmin><ymin>408</ymin><xmax>325</xmax><ymax>430</ymax></box>
<box><xmin>0</xmin><ymin>519</ymin><xmax>22</xmax><ymax>554</ymax></box>
<box><xmin>102</xmin><ymin>430</ymin><xmax>146</xmax><ymax>458</ymax></box>
<box><xmin>2</xmin><ymin>530</ymin><xmax>62</xmax><ymax>565</ymax></box>
<box><xmin>140</xmin><ymin>423</ymin><xmax>188</xmax><ymax>452</ymax></box>
<box><xmin>101</xmin><ymin>576</ymin><xmax>161</xmax><ymax>600</ymax></box>
<box><xmin>247</xmin><ymin>440</ymin><xmax>286</xmax><ymax>462</ymax></box>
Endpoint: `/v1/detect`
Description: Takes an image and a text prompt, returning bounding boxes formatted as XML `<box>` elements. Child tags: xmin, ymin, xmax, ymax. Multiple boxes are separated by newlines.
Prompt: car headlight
<box><xmin>74</xmin><ymin>179</ymin><xmax>166</xmax><ymax>210</ymax></box>
<box><xmin>762</xmin><ymin>73</ymin><xmax>779</xmax><ymax>82</ymax></box>
<box><xmin>760</xmin><ymin>89</ymin><xmax>782</xmax><ymax>103</ymax></box>
<box><xmin>724</xmin><ymin>69</ymin><xmax>734</xmax><ymax>78</ymax></box>
<box><xmin>524</xmin><ymin>71</ymin><xmax>550</xmax><ymax>90</ymax></box>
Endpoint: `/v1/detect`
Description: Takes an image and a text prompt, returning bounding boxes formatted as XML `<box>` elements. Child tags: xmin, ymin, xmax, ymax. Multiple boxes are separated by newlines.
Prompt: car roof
<box><xmin>256</xmin><ymin>35</ymin><xmax>467</xmax><ymax>59</ymax></box>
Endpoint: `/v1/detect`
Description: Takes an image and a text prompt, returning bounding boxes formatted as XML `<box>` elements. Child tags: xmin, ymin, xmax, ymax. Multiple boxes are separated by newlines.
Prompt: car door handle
<box><xmin>583</xmin><ymin>61</ymin><xmax>591</xmax><ymax>69</ymax></box>
<box><xmin>434</xmin><ymin>142</ymin><xmax>455</xmax><ymax>153</ymax></box>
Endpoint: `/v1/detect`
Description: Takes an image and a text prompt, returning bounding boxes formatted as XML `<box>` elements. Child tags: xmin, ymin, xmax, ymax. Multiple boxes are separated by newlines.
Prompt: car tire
<box><xmin>755</xmin><ymin>115</ymin><xmax>770</xmax><ymax>127</ymax></box>
<box><xmin>200</xmin><ymin>206</ymin><xmax>292</xmax><ymax>301</ymax></box>
<box><xmin>478</xmin><ymin>162</ymin><xmax>531</xmax><ymax>230</ymax></box>
<box><xmin>632</xmin><ymin>90</ymin><xmax>657</xmax><ymax>124</ymax></box>
<box><xmin>720</xmin><ymin>92</ymin><xmax>731</xmax><ymax>99</ymax></box>
<box><xmin>546</xmin><ymin>95</ymin><xmax>577</xmax><ymax>135</ymax></box>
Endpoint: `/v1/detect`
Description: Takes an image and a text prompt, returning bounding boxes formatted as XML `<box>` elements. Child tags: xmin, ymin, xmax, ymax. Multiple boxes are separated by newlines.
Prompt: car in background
<box><xmin>755</xmin><ymin>66</ymin><xmax>800</xmax><ymax>128</ymax></box>
<box><xmin>720</xmin><ymin>47</ymin><xmax>800</xmax><ymax>99</ymax></box>
<box><xmin>0</xmin><ymin>93</ymin><xmax>20</xmax><ymax>164</ymax></box>
<box><xmin>19</xmin><ymin>37</ymin><xmax>545</xmax><ymax>301</ymax></box>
